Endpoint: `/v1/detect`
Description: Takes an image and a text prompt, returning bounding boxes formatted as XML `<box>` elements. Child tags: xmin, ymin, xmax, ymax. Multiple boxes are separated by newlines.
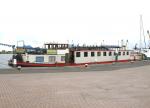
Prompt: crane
<box><xmin>0</xmin><ymin>43</ymin><xmax>15</xmax><ymax>54</ymax></box>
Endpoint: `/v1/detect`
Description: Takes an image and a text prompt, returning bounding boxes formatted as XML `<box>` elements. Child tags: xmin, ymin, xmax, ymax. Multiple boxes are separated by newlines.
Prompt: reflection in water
<box><xmin>0</xmin><ymin>54</ymin><xmax>12</xmax><ymax>69</ymax></box>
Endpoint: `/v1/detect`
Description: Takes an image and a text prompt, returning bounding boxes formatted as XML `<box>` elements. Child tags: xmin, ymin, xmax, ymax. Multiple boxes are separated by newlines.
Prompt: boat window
<box><xmin>36</xmin><ymin>56</ymin><xmax>44</xmax><ymax>63</ymax></box>
<box><xmin>97</xmin><ymin>52</ymin><xmax>101</xmax><ymax>56</ymax></box>
<box><xmin>123</xmin><ymin>52</ymin><xmax>125</xmax><ymax>55</ymax></box>
<box><xmin>84</xmin><ymin>52</ymin><xmax>88</xmax><ymax>57</ymax></box>
<box><xmin>49</xmin><ymin>56</ymin><xmax>56</xmax><ymax>63</ymax></box>
<box><xmin>103</xmin><ymin>52</ymin><xmax>107</xmax><ymax>56</ymax></box>
<box><xmin>58</xmin><ymin>45</ymin><xmax>61</xmax><ymax>48</ymax></box>
<box><xmin>127</xmin><ymin>51</ymin><xmax>129</xmax><ymax>55</ymax></box>
<box><xmin>91</xmin><ymin>52</ymin><xmax>95</xmax><ymax>57</ymax></box>
<box><xmin>118</xmin><ymin>52</ymin><xmax>121</xmax><ymax>56</ymax></box>
<box><xmin>61</xmin><ymin>56</ymin><xmax>65</xmax><ymax>61</ymax></box>
<box><xmin>76</xmin><ymin>52</ymin><xmax>80</xmax><ymax>57</ymax></box>
<box><xmin>114</xmin><ymin>52</ymin><xmax>116</xmax><ymax>56</ymax></box>
<box><xmin>109</xmin><ymin>52</ymin><xmax>112</xmax><ymax>56</ymax></box>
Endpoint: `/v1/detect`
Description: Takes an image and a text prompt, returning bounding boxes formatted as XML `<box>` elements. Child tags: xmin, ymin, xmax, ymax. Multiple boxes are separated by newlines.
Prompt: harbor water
<box><xmin>0</xmin><ymin>54</ymin><xmax>12</xmax><ymax>69</ymax></box>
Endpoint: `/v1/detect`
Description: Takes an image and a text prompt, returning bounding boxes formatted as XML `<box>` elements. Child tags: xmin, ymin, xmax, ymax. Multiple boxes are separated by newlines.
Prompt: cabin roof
<box><xmin>69</xmin><ymin>45</ymin><xmax>121</xmax><ymax>51</ymax></box>
<box><xmin>44</xmin><ymin>43</ymin><xmax>69</xmax><ymax>45</ymax></box>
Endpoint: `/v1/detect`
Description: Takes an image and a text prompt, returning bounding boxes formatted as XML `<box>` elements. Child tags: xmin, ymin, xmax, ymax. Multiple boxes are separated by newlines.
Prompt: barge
<box><xmin>8</xmin><ymin>42</ymin><xmax>141</xmax><ymax>67</ymax></box>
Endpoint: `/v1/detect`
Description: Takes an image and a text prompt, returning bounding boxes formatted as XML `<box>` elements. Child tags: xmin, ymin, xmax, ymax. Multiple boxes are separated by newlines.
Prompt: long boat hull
<box><xmin>9</xmin><ymin>59</ymin><xmax>131</xmax><ymax>67</ymax></box>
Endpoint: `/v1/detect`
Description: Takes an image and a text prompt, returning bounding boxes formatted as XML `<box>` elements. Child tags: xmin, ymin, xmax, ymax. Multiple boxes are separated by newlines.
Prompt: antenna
<box><xmin>121</xmin><ymin>39</ymin><xmax>123</xmax><ymax>46</ymax></box>
<box><xmin>126</xmin><ymin>40</ymin><xmax>128</xmax><ymax>48</ymax></box>
<box><xmin>102</xmin><ymin>40</ymin><xmax>104</xmax><ymax>45</ymax></box>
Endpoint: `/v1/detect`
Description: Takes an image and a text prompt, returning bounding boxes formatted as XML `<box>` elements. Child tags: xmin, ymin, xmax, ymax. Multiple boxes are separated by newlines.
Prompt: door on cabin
<box><xmin>69</xmin><ymin>51</ymin><xmax>74</xmax><ymax>63</ymax></box>
<box><xmin>49</xmin><ymin>56</ymin><xmax>56</xmax><ymax>64</ymax></box>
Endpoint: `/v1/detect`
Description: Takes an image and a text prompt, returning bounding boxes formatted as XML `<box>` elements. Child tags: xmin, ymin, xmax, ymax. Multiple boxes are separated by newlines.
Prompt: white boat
<box><xmin>8</xmin><ymin>42</ymin><xmax>139</xmax><ymax>67</ymax></box>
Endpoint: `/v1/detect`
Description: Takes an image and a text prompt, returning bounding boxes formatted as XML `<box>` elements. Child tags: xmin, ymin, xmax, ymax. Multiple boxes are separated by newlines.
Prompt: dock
<box><xmin>0</xmin><ymin>61</ymin><xmax>150</xmax><ymax>108</ymax></box>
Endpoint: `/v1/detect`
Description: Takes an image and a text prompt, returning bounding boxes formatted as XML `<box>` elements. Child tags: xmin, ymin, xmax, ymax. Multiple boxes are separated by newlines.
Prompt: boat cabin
<box><xmin>69</xmin><ymin>45</ymin><xmax>132</xmax><ymax>64</ymax></box>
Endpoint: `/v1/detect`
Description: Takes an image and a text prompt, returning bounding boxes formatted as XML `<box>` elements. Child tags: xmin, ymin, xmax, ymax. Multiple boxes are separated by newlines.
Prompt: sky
<box><xmin>0</xmin><ymin>0</ymin><xmax>150</xmax><ymax>51</ymax></box>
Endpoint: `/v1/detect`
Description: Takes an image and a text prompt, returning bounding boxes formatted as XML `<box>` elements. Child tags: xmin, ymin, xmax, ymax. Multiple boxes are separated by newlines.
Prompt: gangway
<box><xmin>0</xmin><ymin>43</ymin><xmax>15</xmax><ymax>53</ymax></box>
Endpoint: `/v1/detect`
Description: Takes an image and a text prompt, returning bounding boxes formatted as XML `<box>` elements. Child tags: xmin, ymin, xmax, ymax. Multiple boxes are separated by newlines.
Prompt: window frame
<box><xmin>118</xmin><ymin>52</ymin><xmax>121</xmax><ymax>56</ymax></box>
<box><xmin>76</xmin><ymin>52</ymin><xmax>81</xmax><ymax>57</ymax></box>
<box><xmin>91</xmin><ymin>52</ymin><xmax>95</xmax><ymax>57</ymax></box>
<box><xmin>127</xmin><ymin>51</ymin><xmax>129</xmax><ymax>55</ymax></box>
<box><xmin>36</xmin><ymin>56</ymin><xmax>44</xmax><ymax>63</ymax></box>
<box><xmin>103</xmin><ymin>52</ymin><xmax>107</xmax><ymax>56</ymax></box>
<box><xmin>97</xmin><ymin>52</ymin><xmax>101</xmax><ymax>56</ymax></box>
<box><xmin>109</xmin><ymin>52</ymin><xmax>112</xmax><ymax>56</ymax></box>
<box><xmin>84</xmin><ymin>52</ymin><xmax>88</xmax><ymax>57</ymax></box>
<box><xmin>61</xmin><ymin>56</ymin><xmax>65</xmax><ymax>61</ymax></box>
<box><xmin>123</xmin><ymin>52</ymin><xmax>125</xmax><ymax>55</ymax></box>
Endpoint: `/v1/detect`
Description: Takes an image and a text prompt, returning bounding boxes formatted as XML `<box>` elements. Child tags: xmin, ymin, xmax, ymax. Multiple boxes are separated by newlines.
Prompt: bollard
<box><xmin>85</xmin><ymin>64</ymin><xmax>88</xmax><ymax>67</ymax></box>
<box><xmin>17</xmin><ymin>66</ymin><xmax>22</xmax><ymax>72</ymax></box>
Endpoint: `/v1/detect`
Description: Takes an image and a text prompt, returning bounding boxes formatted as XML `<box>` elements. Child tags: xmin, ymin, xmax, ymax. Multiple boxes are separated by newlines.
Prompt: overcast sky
<box><xmin>0</xmin><ymin>0</ymin><xmax>150</xmax><ymax>51</ymax></box>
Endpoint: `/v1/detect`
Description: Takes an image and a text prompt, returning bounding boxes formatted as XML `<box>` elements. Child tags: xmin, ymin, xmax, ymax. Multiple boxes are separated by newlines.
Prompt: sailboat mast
<box><xmin>140</xmin><ymin>15</ymin><xmax>146</xmax><ymax>50</ymax></box>
<box><xmin>140</xmin><ymin>15</ymin><xmax>142</xmax><ymax>51</ymax></box>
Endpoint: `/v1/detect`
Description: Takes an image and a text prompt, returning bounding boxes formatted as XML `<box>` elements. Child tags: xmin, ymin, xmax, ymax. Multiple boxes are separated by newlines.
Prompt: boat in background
<box><xmin>136</xmin><ymin>15</ymin><xmax>150</xmax><ymax>60</ymax></box>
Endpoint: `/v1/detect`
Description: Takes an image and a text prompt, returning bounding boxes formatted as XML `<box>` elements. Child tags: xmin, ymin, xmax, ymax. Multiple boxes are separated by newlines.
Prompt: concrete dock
<box><xmin>0</xmin><ymin>61</ymin><xmax>150</xmax><ymax>108</ymax></box>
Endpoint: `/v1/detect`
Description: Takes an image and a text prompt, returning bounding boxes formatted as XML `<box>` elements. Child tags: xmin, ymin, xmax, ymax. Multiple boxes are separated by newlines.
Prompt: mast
<box><xmin>140</xmin><ymin>15</ymin><xmax>146</xmax><ymax>51</ymax></box>
<box><xmin>147</xmin><ymin>30</ymin><xmax>150</xmax><ymax>48</ymax></box>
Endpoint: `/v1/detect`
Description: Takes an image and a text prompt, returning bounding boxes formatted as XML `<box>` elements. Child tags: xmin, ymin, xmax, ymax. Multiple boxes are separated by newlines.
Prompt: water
<box><xmin>0</xmin><ymin>54</ymin><xmax>12</xmax><ymax>69</ymax></box>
